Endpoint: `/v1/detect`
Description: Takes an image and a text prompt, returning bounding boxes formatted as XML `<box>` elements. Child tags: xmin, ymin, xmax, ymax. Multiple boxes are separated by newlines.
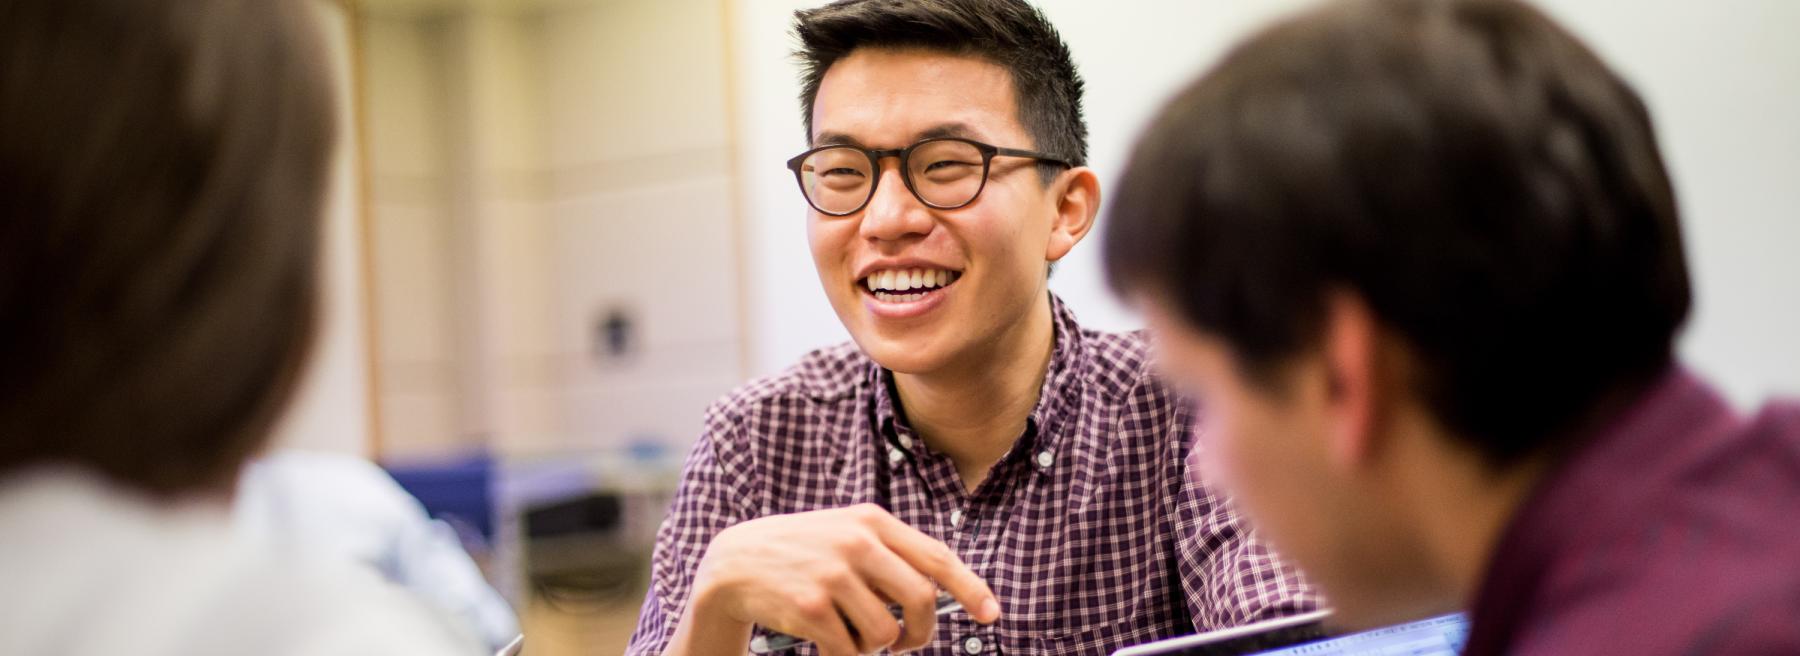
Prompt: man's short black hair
<box><xmin>1105</xmin><ymin>0</ymin><xmax>1691</xmax><ymax>466</ymax></box>
<box><xmin>793</xmin><ymin>0</ymin><xmax>1089</xmax><ymax>178</ymax></box>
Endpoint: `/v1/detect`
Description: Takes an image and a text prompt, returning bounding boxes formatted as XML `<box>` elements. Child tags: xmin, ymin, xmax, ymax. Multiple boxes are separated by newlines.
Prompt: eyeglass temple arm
<box><xmin>993</xmin><ymin>146</ymin><xmax>1072</xmax><ymax>168</ymax></box>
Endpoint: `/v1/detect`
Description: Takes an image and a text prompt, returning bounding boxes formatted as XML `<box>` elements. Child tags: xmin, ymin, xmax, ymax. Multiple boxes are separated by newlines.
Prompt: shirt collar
<box><xmin>869</xmin><ymin>292</ymin><xmax>1088</xmax><ymax>475</ymax></box>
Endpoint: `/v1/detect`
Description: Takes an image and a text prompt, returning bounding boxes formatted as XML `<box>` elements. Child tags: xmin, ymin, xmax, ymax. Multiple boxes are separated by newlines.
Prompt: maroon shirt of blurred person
<box><xmin>1464</xmin><ymin>370</ymin><xmax>1800</xmax><ymax>655</ymax></box>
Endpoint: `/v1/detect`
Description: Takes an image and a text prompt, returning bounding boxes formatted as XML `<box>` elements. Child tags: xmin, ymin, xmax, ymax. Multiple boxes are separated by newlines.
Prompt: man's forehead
<box><xmin>809</xmin><ymin>47</ymin><xmax>1024</xmax><ymax>147</ymax></box>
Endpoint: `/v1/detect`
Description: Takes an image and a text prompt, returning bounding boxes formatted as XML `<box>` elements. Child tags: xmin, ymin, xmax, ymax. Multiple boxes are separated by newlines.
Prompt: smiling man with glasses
<box><xmin>626</xmin><ymin>2</ymin><xmax>1317</xmax><ymax>655</ymax></box>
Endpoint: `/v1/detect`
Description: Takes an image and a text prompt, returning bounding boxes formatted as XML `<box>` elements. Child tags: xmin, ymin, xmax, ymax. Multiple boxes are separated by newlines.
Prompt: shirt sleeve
<box><xmin>624</xmin><ymin>403</ymin><xmax>761</xmax><ymax>656</ymax></box>
<box><xmin>1169</xmin><ymin>406</ymin><xmax>1324</xmax><ymax>631</ymax></box>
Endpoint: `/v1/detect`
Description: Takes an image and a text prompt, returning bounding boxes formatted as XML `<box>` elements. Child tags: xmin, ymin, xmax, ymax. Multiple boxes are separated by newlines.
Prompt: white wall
<box><xmin>732</xmin><ymin>0</ymin><xmax>1800</xmax><ymax>406</ymax></box>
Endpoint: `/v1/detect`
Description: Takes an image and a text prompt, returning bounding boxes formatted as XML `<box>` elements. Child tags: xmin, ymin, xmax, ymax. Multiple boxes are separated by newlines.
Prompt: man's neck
<box><xmin>1392</xmin><ymin>422</ymin><xmax>1552</xmax><ymax>606</ymax></box>
<box><xmin>893</xmin><ymin>292</ymin><xmax>1056</xmax><ymax>493</ymax></box>
<box><xmin>1403</xmin><ymin>377</ymin><xmax>1660</xmax><ymax>606</ymax></box>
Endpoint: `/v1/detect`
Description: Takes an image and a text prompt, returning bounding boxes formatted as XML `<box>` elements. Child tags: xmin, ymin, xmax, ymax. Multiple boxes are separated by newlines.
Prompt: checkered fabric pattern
<box><xmin>626</xmin><ymin>295</ymin><xmax>1320</xmax><ymax>655</ymax></box>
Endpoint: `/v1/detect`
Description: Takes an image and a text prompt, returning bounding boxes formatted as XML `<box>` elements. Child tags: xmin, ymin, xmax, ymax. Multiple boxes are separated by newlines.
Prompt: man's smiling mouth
<box><xmin>859</xmin><ymin>267</ymin><xmax>963</xmax><ymax>303</ymax></box>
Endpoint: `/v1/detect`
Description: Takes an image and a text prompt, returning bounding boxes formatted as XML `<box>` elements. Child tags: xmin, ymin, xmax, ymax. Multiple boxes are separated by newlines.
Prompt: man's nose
<box><xmin>858</xmin><ymin>163</ymin><xmax>934</xmax><ymax>242</ymax></box>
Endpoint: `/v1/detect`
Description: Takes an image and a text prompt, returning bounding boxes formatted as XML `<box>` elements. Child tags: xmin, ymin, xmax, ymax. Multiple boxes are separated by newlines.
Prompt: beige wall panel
<box><xmin>542</xmin><ymin>0</ymin><xmax>730</xmax><ymax>169</ymax></box>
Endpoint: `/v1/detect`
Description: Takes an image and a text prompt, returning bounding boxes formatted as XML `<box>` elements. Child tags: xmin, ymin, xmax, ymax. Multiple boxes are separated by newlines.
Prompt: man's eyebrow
<box><xmin>813</xmin><ymin>131</ymin><xmax>866</xmax><ymax>148</ymax></box>
<box><xmin>916</xmin><ymin>123</ymin><xmax>981</xmax><ymax>141</ymax></box>
<box><xmin>811</xmin><ymin>123</ymin><xmax>985</xmax><ymax>148</ymax></box>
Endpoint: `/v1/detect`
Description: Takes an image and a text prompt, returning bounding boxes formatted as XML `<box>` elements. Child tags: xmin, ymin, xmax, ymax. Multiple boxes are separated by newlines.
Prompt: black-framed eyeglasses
<box><xmin>785</xmin><ymin>137</ymin><xmax>1072</xmax><ymax>217</ymax></box>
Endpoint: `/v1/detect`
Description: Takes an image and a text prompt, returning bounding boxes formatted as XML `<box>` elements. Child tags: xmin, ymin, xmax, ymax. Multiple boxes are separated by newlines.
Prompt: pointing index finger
<box><xmin>867</xmin><ymin>510</ymin><xmax>1001</xmax><ymax>624</ymax></box>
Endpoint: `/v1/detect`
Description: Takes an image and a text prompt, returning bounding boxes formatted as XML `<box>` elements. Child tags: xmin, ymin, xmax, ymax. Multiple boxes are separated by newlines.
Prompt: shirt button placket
<box><xmin>944</xmin><ymin>502</ymin><xmax>977</xmax><ymax>653</ymax></box>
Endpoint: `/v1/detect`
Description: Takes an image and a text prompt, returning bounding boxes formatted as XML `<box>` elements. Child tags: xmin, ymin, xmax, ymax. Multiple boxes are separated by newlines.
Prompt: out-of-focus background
<box><xmin>288</xmin><ymin>1</ymin><xmax>1799</xmax><ymax>652</ymax></box>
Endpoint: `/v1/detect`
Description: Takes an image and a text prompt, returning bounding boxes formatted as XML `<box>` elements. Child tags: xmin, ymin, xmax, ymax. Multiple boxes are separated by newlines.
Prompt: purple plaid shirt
<box><xmin>627</xmin><ymin>295</ymin><xmax>1318</xmax><ymax>655</ymax></box>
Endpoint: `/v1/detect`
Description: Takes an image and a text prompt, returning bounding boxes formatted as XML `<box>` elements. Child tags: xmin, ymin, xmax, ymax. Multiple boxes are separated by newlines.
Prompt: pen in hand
<box><xmin>748</xmin><ymin>591</ymin><xmax>964</xmax><ymax>654</ymax></box>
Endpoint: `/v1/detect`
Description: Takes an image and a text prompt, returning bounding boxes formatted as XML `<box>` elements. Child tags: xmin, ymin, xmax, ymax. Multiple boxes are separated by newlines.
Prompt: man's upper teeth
<box><xmin>865</xmin><ymin>268</ymin><xmax>956</xmax><ymax>292</ymax></box>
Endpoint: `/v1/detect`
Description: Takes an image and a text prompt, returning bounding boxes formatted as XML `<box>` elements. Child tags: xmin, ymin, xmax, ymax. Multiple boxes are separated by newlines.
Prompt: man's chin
<box><xmin>852</xmin><ymin>334</ymin><xmax>950</xmax><ymax>376</ymax></box>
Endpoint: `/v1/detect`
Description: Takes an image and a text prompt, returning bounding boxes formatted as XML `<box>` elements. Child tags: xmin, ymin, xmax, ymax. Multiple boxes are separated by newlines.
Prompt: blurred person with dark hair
<box><xmin>1104</xmin><ymin>0</ymin><xmax>1800</xmax><ymax>653</ymax></box>
<box><xmin>628</xmin><ymin>1</ymin><xmax>1317</xmax><ymax>655</ymax></box>
<box><xmin>0</xmin><ymin>1</ymin><xmax>483</xmax><ymax>653</ymax></box>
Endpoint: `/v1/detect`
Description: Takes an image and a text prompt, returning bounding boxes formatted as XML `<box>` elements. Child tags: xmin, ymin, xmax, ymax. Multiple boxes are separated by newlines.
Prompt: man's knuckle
<box><xmin>840</xmin><ymin>533</ymin><xmax>879</xmax><ymax>558</ymax></box>
<box><xmin>901</xmin><ymin>580</ymin><xmax>937</xmax><ymax>609</ymax></box>
<box><xmin>862</xmin><ymin>620</ymin><xmax>900</xmax><ymax>649</ymax></box>
<box><xmin>793</xmin><ymin>592</ymin><xmax>833</xmax><ymax>620</ymax></box>
<box><xmin>818</xmin><ymin>563</ymin><xmax>856</xmax><ymax>587</ymax></box>
<box><xmin>851</xmin><ymin>503</ymin><xmax>886</xmax><ymax>523</ymax></box>
<box><xmin>925</xmin><ymin>542</ymin><xmax>958</xmax><ymax>570</ymax></box>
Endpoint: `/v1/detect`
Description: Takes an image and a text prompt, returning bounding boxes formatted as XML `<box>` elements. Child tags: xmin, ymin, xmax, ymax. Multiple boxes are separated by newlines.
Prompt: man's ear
<box><xmin>1322</xmin><ymin>290</ymin><xmax>1385</xmax><ymax>470</ymax></box>
<box><xmin>1045</xmin><ymin>166</ymin><xmax>1101</xmax><ymax>263</ymax></box>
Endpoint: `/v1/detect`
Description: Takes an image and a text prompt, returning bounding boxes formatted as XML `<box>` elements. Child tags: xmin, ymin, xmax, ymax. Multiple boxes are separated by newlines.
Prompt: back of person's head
<box><xmin>1105</xmin><ymin>0</ymin><xmax>1689</xmax><ymax>466</ymax></box>
<box><xmin>793</xmin><ymin>0</ymin><xmax>1089</xmax><ymax>175</ymax></box>
<box><xmin>0</xmin><ymin>0</ymin><xmax>337</xmax><ymax>498</ymax></box>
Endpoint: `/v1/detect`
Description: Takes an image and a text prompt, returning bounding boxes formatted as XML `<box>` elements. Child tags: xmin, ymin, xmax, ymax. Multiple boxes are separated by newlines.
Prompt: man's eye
<box><xmin>925</xmin><ymin>160</ymin><xmax>977</xmax><ymax>172</ymax></box>
<box><xmin>821</xmin><ymin>167</ymin><xmax>866</xmax><ymax>178</ymax></box>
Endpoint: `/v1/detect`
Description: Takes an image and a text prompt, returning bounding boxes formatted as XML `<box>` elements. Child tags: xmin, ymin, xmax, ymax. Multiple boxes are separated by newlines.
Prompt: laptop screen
<box><xmin>1247</xmin><ymin>613</ymin><xmax>1468</xmax><ymax>656</ymax></box>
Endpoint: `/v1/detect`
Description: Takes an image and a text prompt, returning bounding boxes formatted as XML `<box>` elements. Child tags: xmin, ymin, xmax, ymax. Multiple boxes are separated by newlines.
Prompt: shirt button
<box><xmin>888</xmin><ymin>447</ymin><xmax>904</xmax><ymax>464</ymax></box>
<box><xmin>1035</xmin><ymin>450</ymin><xmax>1055</xmax><ymax>468</ymax></box>
<box><xmin>897</xmin><ymin>434</ymin><xmax>913</xmax><ymax>449</ymax></box>
<box><xmin>962</xmin><ymin>636</ymin><xmax>984</xmax><ymax>655</ymax></box>
<box><xmin>949</xmin><ymin>509</ymin><xmax>963</xmax><ymax>527</ymax></box>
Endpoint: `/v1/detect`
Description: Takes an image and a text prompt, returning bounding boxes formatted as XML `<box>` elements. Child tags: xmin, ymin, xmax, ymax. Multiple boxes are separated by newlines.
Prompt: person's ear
<box><xmin>1045</xmin><ymin>167</ymin><xmax>1100</xmax><ymax>263</ymax></box>
<box><xmin>1321</xmin><ymin>290</ymin><xmax>1384</xmax><ymax>470</ymax></box>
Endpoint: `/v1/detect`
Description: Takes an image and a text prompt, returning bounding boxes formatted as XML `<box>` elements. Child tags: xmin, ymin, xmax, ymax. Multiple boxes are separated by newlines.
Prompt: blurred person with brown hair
<box><xmin>1105</xmin><ymin>0</ymin><xmax>1800</xmax><ymax>653</ymax></box>
<box><xmin>0</xmin><ymin>1</ymin><xmax>483</xmax><ymax>653</ymax></box>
